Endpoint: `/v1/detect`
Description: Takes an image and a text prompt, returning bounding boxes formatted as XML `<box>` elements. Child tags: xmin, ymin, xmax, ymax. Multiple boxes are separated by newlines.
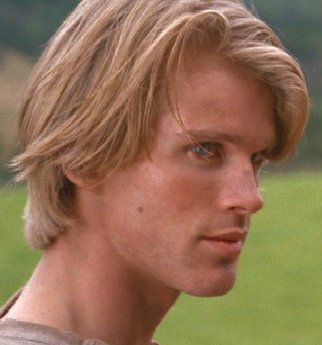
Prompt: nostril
<box><xmin>219</xmin><ymin>191</ymin><xmax>264</xmax><ymax>215</ymax></box>
<box><xmin>242</xmin><ymin>183</ymin><xmax>264</xmax><ymax>214</ymax></box>
<box><xmin>218</xmin><ymin>175</ymin><xmax>265</xmax><ymax>215</ymax></box>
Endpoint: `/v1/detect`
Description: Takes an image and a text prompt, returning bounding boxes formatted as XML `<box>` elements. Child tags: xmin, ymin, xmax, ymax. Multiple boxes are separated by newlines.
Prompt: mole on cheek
<box><xmin>137</xmin><ymin>206</ymin><xmax>144</xmax><ymax>213</ymax></box>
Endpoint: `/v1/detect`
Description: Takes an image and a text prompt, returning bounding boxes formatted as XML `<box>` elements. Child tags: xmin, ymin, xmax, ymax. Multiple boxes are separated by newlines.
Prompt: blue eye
<box><xmin>192</xmin><ymin>145</ymin><xmax>209</xmax><ymax>156</ymax></box>
<box><xmin>191</xmin><ymin>142</ymin><xmax>221</xmax><ymax>159</ymax></box>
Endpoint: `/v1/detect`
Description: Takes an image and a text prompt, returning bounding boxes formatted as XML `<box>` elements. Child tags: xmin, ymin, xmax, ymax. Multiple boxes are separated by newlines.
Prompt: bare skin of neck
<box><xmin>4</xmin><ymin>222</ymin><xmax>179</xmax><ymax>345</ymax></box>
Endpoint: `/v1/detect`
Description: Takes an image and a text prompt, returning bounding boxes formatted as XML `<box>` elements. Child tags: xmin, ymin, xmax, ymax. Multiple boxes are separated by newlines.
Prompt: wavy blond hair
<box><xmin>13</xmin><ymin>0</ymin><xmax>309</xmax><ymax>249</ymax></box>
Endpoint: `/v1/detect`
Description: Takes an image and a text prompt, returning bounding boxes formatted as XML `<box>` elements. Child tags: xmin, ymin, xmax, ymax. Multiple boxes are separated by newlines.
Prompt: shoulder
<box><xmin>0</xmin><ymin>319</ymin><xmax>85</xmax><ymax>345</ymax></box>
<box><xmin>0</xmin><ymin>337</ymin><xmax>33</xmax><ymax>345</ymax></box>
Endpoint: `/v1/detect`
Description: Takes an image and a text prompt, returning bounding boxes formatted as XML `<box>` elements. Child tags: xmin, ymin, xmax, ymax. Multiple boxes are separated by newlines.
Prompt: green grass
<box><xmin>0</xmin><ymin>186</ymin><xmax>40</xmax><ymax>300</ymax></box>
<box><xmin>1</xmin><ymin>173</ymin><xmax>322</xmax><ymax>344</ymax></box>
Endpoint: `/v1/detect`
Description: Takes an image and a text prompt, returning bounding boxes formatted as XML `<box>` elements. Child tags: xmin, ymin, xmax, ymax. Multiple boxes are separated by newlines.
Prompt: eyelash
<box><xmin>190</xmin><ymin>142</ymin><xmax>269</xmax><ymax>168</ymax></box>
<box><xmin>251</xmin><ymin>151</ymin><xmax>268</xmax><ymax>164</ymax></box>
<box><xmin>190</xmin><ymin>142</ymin><xmax>222</xmax><ymax>161</ymax></box>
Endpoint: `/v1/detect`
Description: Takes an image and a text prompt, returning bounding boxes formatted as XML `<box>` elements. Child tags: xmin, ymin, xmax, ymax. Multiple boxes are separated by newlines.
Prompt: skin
<box><xmin>4</xmin><ymin>54</ymin><xmax>276</xmax><ymax>345</ymax></box>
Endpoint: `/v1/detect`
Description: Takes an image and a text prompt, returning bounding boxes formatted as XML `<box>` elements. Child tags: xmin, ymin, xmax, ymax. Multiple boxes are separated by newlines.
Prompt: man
<box><xmin>0</xmin><ymin>0</ymin><xmax>309</xmax><ymax>344</ymax></box>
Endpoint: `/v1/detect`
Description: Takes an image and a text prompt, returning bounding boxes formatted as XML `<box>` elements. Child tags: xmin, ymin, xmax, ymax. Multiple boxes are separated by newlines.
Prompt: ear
<box><xmin>63</xmin><ymin>169</ymin><xmax>105</xmax><ymax>192</ymax></box>
<box><xmin>64</xmin><ymin>170</ymin><xmax>89</xmax><ymax>189</ymax></box>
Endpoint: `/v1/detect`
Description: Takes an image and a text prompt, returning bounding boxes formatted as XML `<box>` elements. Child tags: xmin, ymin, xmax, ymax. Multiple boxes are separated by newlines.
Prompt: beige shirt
<box><xmin>0</xmin><ymin>290</ymin><xmax>159</xmax><ymax>345</ymax></box>
<box><xmin>0</xmin><ymin>318</ymin><xmax>108</xmax><ymax>345</ymax></box>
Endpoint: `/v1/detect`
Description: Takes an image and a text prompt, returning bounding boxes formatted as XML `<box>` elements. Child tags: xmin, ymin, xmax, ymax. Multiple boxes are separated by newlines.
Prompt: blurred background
<box><xmin>0</xmin><ymin>1</ymin><xmax>321</xmax><ymax>345</ymax></box>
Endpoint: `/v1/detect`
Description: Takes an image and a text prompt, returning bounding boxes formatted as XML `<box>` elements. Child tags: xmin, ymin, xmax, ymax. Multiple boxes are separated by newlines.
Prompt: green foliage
<box><xmin>0</xmin><ymin>0</ymin><xmax>79</xmax><ymax>56</ymax></box>
<box><xmin>0</xmin><ymin>166</ymin><xmax>13</xmax><ymax>185</ymax></box>
<box><xmin>1</xmin><ymin>173</ymin><xmax>322</xmax><ymax>344</ymax></box>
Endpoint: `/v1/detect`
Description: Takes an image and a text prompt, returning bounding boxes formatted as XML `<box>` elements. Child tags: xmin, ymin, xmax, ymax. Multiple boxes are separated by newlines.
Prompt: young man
<box><xmin>0</xmin><ymin>0</ymin><xmax>309</xmax><ymax>344</ymax></box>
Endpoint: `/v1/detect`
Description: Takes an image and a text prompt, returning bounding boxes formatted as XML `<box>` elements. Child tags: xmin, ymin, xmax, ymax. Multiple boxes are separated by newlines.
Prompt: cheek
<box><xmin>140</xmin><ymin>166</ymin><xmax>217</xmax><ymax>218</ymax></box>
<box><xmin>98</xmin><ymin>162</ymin><xmax>219</xmax><ymax>241</ymax></box>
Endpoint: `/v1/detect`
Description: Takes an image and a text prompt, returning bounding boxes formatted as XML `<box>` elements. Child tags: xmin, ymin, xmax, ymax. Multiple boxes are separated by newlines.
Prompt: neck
<box><xmin>6</xmin><ymin>225</ymin><xmax>179</xmax><ymax>345</ymax></box>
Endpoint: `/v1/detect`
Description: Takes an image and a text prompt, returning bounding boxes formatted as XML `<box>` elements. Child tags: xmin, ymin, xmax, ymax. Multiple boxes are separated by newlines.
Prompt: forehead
<box><xmin>156</xmin><ymin>54</ymin><xmax>277</xmax><ymax>151</ymax></box>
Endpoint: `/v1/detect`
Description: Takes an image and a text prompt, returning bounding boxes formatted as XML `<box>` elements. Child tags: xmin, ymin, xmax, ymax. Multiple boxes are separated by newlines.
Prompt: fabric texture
<box><xmin>0</xmin><ymin>319</ymin><xmax>108</xmax><ymax>345</ymax></box>
<box><xmin>0</xmin><ymin>290</ymin><xmax>159</xmax><ymax>345</ymax></box>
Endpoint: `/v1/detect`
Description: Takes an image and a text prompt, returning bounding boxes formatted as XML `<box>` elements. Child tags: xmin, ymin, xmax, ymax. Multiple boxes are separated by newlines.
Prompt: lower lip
<box><xmin>202</xmin><ymin>239</ymin><xmax>243</xmax><ymax>257</ymax></box>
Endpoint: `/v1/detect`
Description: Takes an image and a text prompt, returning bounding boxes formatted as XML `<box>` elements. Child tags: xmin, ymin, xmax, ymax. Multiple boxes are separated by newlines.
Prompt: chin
<box><xmin>188</xmin><ymin>279</ymin><xmax>236</xmax><ymax>297</ymax></box>
<box><xmin>182</xmin><ymin>265</ymin><xmax>238</xmax><ymax>297</ymax></box>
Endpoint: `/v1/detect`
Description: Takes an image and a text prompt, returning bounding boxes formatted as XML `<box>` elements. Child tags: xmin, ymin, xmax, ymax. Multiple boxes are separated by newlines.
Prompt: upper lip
<box><xmin>201</xmin><ymin>228</ymin><xmax>248</xmax><ymax>242</ymax></box>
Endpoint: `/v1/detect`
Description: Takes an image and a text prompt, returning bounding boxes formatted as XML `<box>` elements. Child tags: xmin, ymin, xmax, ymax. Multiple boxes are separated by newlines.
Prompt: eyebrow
<box><xmin>176</xmin><ymin>129</ymin><xmax>276</xmax><ymax>152</ymax></box>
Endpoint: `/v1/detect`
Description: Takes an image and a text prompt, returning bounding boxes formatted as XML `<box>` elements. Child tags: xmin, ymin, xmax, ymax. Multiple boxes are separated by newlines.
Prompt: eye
<box><xmin>191</xmin><ymin>142</ymin><xmax>222</xmax><ymax>160</ymax></box>
<box><xmin>251</xmin><ymin>152</ymin><xmax>268</xmax><ymax>169</ymax></box>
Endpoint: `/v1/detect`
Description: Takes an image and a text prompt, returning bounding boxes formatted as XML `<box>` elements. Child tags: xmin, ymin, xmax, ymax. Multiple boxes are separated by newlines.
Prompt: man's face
<box><xmin>92</xmin><ymin>55</ymin><xmax>276</xmax><ymax>297</ymax></box>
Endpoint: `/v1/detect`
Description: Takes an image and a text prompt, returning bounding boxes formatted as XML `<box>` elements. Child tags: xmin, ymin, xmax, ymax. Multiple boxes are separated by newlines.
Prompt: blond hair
<box><xmin>13</xmin><ymin>0</ymin><xmax>309</xmax><ymax>249</ymax></box>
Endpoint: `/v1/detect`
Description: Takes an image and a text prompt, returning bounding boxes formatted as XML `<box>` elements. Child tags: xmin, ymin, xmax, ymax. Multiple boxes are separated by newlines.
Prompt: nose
<box><xmin>217</xmin><ymin>167</ymin><xmax>264</xmax><ymax>215</ymax></box>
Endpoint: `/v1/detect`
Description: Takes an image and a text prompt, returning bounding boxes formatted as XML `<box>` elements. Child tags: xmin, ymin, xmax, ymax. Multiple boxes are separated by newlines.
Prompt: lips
<box><xmin>200</xmin><ymin>228</ymin><xmax>248</xmax><ymax>257</ymax></box>
<box><xmin>202</xmin><ymin>228</ymin><xmax>248</xmax><ymax>242</ymax></box>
